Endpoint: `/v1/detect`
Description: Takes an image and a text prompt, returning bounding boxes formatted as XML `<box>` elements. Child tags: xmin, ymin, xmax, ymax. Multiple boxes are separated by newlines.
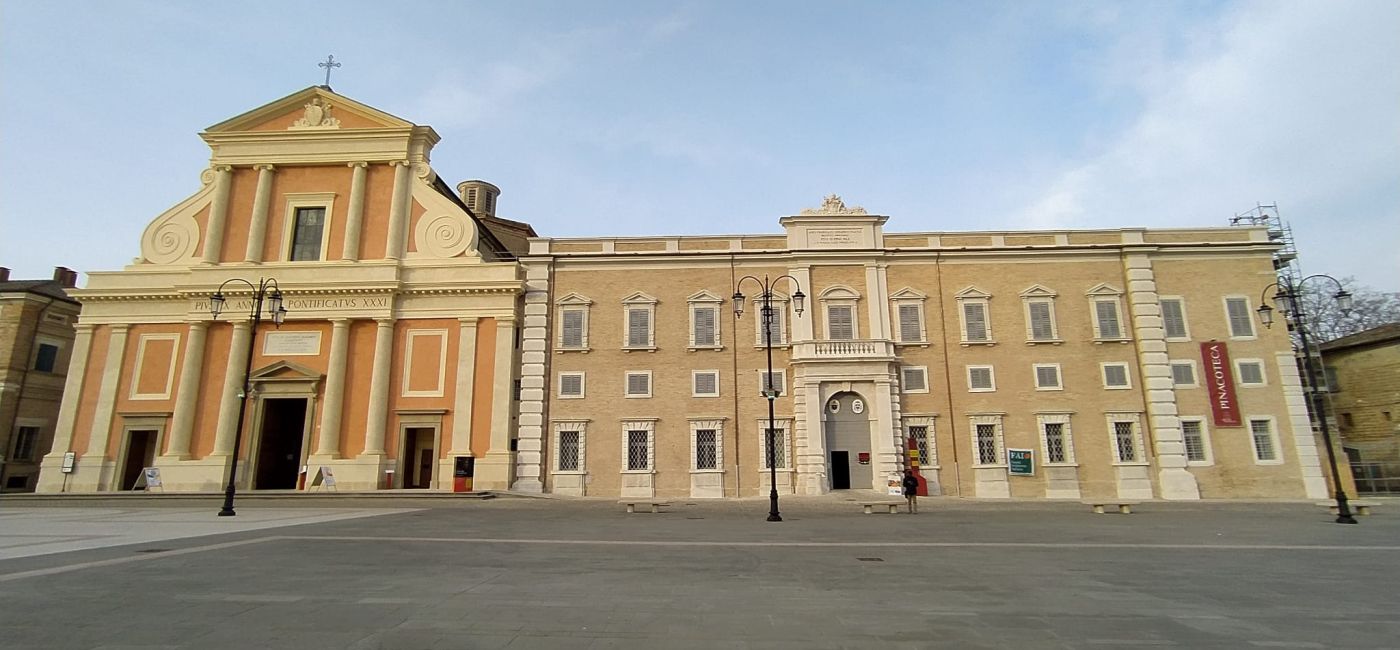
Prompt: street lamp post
<box><xmin>1255</xmin><ymin>274</ymin><xmax>1356</xmax><ymax>524</ymax></box>
<box><xmin>732</xmin><ymin>275</ymin><xmax>805</xmax><ymax>522</ymax></box>
<box><xmin>208</xmin><ymin>277</ymin><xmax>287</xmax><ymax>517</ymax></box>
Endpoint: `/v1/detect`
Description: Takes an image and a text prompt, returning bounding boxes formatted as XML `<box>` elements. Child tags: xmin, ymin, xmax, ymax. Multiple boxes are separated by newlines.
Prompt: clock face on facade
<box><xmin>827</xmin><ymin>399</ymin><xmax>840</xmax><ymax>413</ymax></box>
<box><xmin>852</xmin><ymin>398</ymin><xmax>865</xmax><ymax>414</ymax></box>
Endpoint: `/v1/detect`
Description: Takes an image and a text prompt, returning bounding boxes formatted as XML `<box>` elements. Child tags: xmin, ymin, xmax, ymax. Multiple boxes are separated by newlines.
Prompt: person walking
<box><xmin>902</xmin><ymin>469</ymin><xmax>920</xmax><ymax>514</ymax></box>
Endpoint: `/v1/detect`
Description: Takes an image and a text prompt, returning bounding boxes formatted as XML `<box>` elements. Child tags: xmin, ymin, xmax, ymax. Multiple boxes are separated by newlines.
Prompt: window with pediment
<box><xmin>687</xmin><ymin>290</ymin><xmax>723</xmax><ymax>350</ymax></box>
<box><xmin>1086</xmin><ymin>284</ymin><xmax>1129</xmax><ymax>342</ymax></box>
<box><xmin>818</xmin><ymin>285</ymin><xmax>861</xmax><ymax>341</ymax></box>
<box><xmin>751</xmin><ymin>291</ymin><xmax>790</xmax><ymax>346</ymax></box>
<box><xmin>1020</xmin><ymin>285</ymin><xmax>1060</xmax><ymax>343</ymax></box>
<box><xmin>955</xmin><ymin>286</ymin><xmax>994</xmax><ymax>345</ymax></box>
<box><xmin>555</xmin><ymin>293</ymin><xmax>593</xmax><ymax>352</ymax></box>
<box><xmin>889</xmin><ymin>287</ymin><xmax>928</xmax><ymax>345</ymax></box>
<box><xmin>621</xmin><ymin>292</ymin><xmax>658</xmax><ymax>350</ymax></box>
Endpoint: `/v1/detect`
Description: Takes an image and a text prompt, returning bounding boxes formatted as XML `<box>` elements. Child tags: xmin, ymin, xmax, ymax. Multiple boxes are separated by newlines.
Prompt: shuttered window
<box><xmin>1237</xmin><ymin>361</ymin><xmax>1265</xmax><ymax>385</ymax></box>
<box><xmin>1103</xmin><ymin>363</ymin><xmax>1130</xmax><ymax>388</ymax></box>
<box><xmin>827</xmin><ymin>305</ymin><xmax>855</xmax><ymax>340</ymax></box>
<box><xmin>1171</xmin><ymin>362</ymin><xmax>1196</xmax><ymax>386</ymax></box>
<box><xmin>1027</xmin><ymin>301</ymin><xmax>1055</xmax><ymax>340</ymax></box>
<box><xmin>1160</xmin><ymin>299</ymin><xmax>1188</xmax><ymax>339</ymax></box>
<box><xmin>968</xmin><ymin>366</ymin><xmax>994</xmax><ymax>391</ymax></box>
<box><xmin>901</xmin><ymin>366</ymin><xmax>927</xmax><ymax>392</ymax></box>
<box><xmin>561</xmin><ymin>310</ymin><xmax>585</xmax><ymax>348</ymax></box>
<box><xmin>1181</xmin><ymin>420</ymin><xmax>1207</xmax><ymax>462</ymax></box>
<box><xmin>761</xmin><ymin>371</ymin><xmax>785</xmax><ymax>397</ymax></box>
<box><xmin>963</xmin><ymin>303</ymin><xmax>989</xmax><ymax>341</ymax></box>
<box><xmin>1226</xmin><ymin>298</ymin><xmax>1255</xmax><ymax>338</ymax></box>
<box><xmin>898</xmin><ymin>304</ymin><xmax>922</xmax><ymax>342</ymax></box>
<box><xmin>558</xmin><ymin>373</ymin><xmax>584</xmax><ymax>397</ymax></box>
<box><xmin>693</xmin><ymin>371</ymin><xmax>719</xmax><ymax>397</ymax></box>
<box><xmin>625</xmin><ymin>372</ymin><xmax>651</xmax><ymax>397</ymax></box>
<box><xmin>1250</xmin><ymin>419</ymin><xmax>1277</xmax><ymax>461</ymax></box>
<box><xmin>626</xmin><ymin>308</ymin><xmax>651</xmax><ymax>347</ymax></box>
<box><xmin>1035</xmin><ymin>365</ymin><xmax>1061</xmax><ymax>389</ymax></box>
<box><xmin>1095</xmin><ymin>299</ymin><xmax>1122</xmax><ymax>339</ymax></box>
<box><xmin>691</xmin><ymin>306</ymin><xmax>718</xmax><ymax>347</ymax></box>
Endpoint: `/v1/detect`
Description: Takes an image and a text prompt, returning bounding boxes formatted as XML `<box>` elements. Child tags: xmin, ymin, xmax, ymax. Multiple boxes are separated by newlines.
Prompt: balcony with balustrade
<box><xmin>790</xmin><ymin>339</ymin><xmax>898</xmax><ymax>363</ymax></box>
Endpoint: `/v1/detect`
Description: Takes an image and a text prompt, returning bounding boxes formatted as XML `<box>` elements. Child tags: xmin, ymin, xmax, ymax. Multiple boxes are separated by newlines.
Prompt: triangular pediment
<box><xmin>249</xmin><ymin>360</ymin><xmax>323</xmax><ymax>382</ymax></box>
<box><xmin>1020</xmin><ymin>284</ymin><xmax>1058</xmax><ymax>298</ymax></box>
<box><xmin>556</xmin><ymin>292</ymin><xmax>594</xmax><ymax>306</ymax></box>
<box><xmin>955</xmin><ymin>286</ymin><xmax>991</xmax><ymax>299</ymax></box>
<box><xmin>687</xmin><ymin>290</ymin><xmax>724</xmax><ymax>303</ymax></box>
<box><xmin>621</xmin><ymin>292</ymin><xmax>658</xmax><ymax>305</ymax></box>
<box><xmin>890</xmin><ymin>287</ymin><xmax>928</xmax><ymax>301</ymax></box>
<box><xmin>1086</xmin><ymin>283</ymin><xmax>1123</xmax><ymax>297</ymax></box>
<box><xmin>204</xmin><ymin>86</ymin><xmax>415</xmax><ymax>134</ymax></box>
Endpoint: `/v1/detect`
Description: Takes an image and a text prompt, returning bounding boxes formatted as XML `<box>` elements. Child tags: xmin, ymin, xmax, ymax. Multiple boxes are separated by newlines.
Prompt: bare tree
<box><xmin>1292</xmin><ymin>276</ymin><xmax>1400</xmax><ymax>342</ymax></box>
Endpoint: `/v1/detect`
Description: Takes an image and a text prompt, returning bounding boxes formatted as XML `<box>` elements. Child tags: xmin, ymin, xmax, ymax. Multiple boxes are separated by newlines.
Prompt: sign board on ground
<box><xmin>133</xmin><ymin>467</ymin><xmax>163</xmax><ymax>491</ymax></box>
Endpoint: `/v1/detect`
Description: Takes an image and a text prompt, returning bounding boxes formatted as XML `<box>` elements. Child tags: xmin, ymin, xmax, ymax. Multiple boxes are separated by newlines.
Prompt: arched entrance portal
<box><xmin>824</xmin><ymin>391</ymin><xmax>872</xmax><ymax>490</ymax></box>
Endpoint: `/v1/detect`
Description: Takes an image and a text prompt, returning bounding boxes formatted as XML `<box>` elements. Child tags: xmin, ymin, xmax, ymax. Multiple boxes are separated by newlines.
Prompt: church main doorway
<box><xmin>253</xmin><ymin>398</ymin><xmax>307</xmax><ymax>490</ymax></box>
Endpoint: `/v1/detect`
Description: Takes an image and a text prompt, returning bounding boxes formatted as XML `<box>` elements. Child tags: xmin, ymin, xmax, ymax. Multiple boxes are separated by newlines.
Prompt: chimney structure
<box><xmin>0</xmin><ymin>267</ymin><xmax>10</xmax><ymax>282</ymax></box>
<box><xmin>456</xmin><ymin>180</ymin><xmax>501</xmax><ymax>218</ymax></box>
<box><xmin>52</xmin><ymin>266</ymin><xmax>78</xmax><ymax>288</ymax></box>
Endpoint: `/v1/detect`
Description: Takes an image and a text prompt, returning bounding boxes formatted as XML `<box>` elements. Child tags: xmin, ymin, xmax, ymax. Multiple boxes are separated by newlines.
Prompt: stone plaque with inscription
<box><xmin>263</xmin><ymin>331</ymin><xmax>322</xmax><ymax>356</ymax></box>
<box><xmin>808</xmin><ymin>228</ymin><xmax>862</xmax><ymax>248</ymax></box>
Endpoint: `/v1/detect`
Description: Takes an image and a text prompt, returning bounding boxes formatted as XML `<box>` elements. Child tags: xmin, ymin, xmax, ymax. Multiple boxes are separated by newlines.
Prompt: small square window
<box><xmin>1236</xmin><ymin>360</ymin><xmax>1266</xmax><ymax>386</ymax></box>
<box><xmin>558</xmin><ymin>372</ymin><xmax>585</xmax><ymax>398</ymax></box>
<box><xmin>693</xmin><ymin>370</ymin><xmax>720</xmax><ymax>397</ymax></box>
<box><xmin>967</xmin><ymin>366</ymin><xmax>995</xmax><ymax>392</ymax></box>
<box><xmin>760</xmin><ymin>370</ymin><xmax>786</xmax><ymax>397</ymax></box>
<box><xmin>1102</xmin><ymin>363</ymin><xmax>1131</xmax><ymax>389</ymax></box>
<box><xmin>901</xmin><ymin>366</ymin><xmax>928</xmax><ymax>393</ymax></box>
<box><xmin>625</xmin><ymin>371</ymin><xmax>652</xmax><ymax>398</ymax></box>
<box><xmin>1170</xmin><ymin>362</ymin><xmax>1197</xmax><ymax>387</ymax></box>
<box><xmin>1034</xmin><ymin>364</ymin><xmax>1062</xmax><ymax>390</ymax></box>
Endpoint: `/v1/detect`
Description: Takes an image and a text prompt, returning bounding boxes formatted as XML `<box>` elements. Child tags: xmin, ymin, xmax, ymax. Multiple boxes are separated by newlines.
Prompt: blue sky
<box><xmin>2</xmin><ymin>1</ymin><xmax>1396</xmax><ymax>290</ymax></box>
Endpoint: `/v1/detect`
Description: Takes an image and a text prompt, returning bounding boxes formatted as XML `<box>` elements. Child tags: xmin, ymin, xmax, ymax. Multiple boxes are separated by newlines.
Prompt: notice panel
<box><xmin>1201</xmin><ymin>341</ymin><xmax>1242</xmax><ymax>427</ymax></box>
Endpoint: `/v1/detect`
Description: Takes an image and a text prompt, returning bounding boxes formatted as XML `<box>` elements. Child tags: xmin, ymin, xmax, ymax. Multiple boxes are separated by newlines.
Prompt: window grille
<box><xmin>695</xmin><ymin>429</ymin><xmax>718</xmax><ymax>470</ymax></box>
<box><xmin>693</xmin><ymin>371</ymin><xmax>718</xmax><ymax>396</ymax></box>
<box><xmin>1250</xmin><ymin>419</ymin><xmax>1277</xmax><ymax>461</ymax></box>
<box><xmin>557</xmin><ymin>430</ymin><xmax>581</xmax><ymax>471</ymax></box>
<box><xmin>1044</xmin><ymin>422</ymin><xmax>1067</xmax><ymax>463</ymax></box>
<box><xmin>1160</xmin><ymin>299</ymin><xmax>1188</xmax><ymax>339</ymax></box>
<box><xmin>907</xmin><ymin>425</ymin><xmax>933</xmax><ymax>466</ymax></box>
<box><xmin>1103</xmin><ymin>364</ymin><xmax>1130</xmax><ymax>388</ymax></box>
<box><xmin>626</xmin><ymin>308</ymin><xmax>651</xmax><ymax>347</ymax></box>
<box><xmin>1171</xmin><ymin>363</ymin><xmax>1195</xmax><ymax>386</ymax></box>
<box><xmin>963</xmin><ymin>303</ymin><xmax>989</xmax><ymax>341</ymax></box>
<box><xmin>692</xmin><ymin>306</ymin><xmax>718</xmax><ymax>347</ymax></box>
<box><xmin>976</xmin><ymin>424</ymin><xmax>998</xmax><ymax>464</ymax></box>
<box><xmin>1181</xmin><ymin>420</ymin><xmax>1206</xmax><ymax>462</ymax></box>
<box><xmin>561</xmin><ymin>310</ymin><xmax>585</xmax><ymax>348</ymax></box>
<box><xmin>1028</xmin><ymin>301</ymin><xmax>1055</xmax><ymax>340</ymax></box>
<box><xmin>1095</xmin><ymin>300</ymin><xmax>1122</xmax><ymax>338</ymax></box>
<box><xmin>1114</xmin><ymin>421</ymin><xmax>1137</xmax><ymax>462</ymax></box>
<box><xmin>1226</xmin><ymin>298</ymin><xmax>1255</xmax><ymax>337</ymax></box>
<box><xmin>1237</xmin><ymin>361</ymin><xmax>1264</xmax><ymax>385</ymax></box>
<box><xmin>763</xmin><ymin>428</ymin><xmax>786</xmax><ymax>469</ymax></box>
<box><xmin>625</xmin><ymin>372</ymin><xmax>650</xmax><ymax>397</ymax></box>
<box><xmin>828</xmin><ymin>305</ymin><xmax>855</xmax><ymax>340</ymax></box>
<box><xmin>559</xmin><ymin>373</ymin><xmax>583</xmax><ymax>397</ymax></box>
<box><xmin>901</xmin><ymin>366</ymin><xmax>927</xmax><ymax>392</ymax></box>
<box><xmin>968</xmin><ymin>366</ymin><xmax>994</xmax><ymax>391</ymax></box>
<box><xmin>290</xmin><ymin>207</ymin><xmax>325</xmax><ymax>261</ymax></box>
<box><xmin>627</xmin><ymin>430</ymin><xmax>650</xmax><ymax>470</ymax></box>
<box><xmin>1035</xmin><ymin>365</ymin><xmax>1061</xmax><ymax>389</ymax></box>
<box><xmin>898</xmin><ymin>304</ymin><xmax>922</xmax><ymax>342</ymax></box>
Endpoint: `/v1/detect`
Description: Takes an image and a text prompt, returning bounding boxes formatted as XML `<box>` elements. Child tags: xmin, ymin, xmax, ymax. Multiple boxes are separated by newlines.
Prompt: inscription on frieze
<box><xmin>808</xmin><ymin>228</ymin><xmax>862</xmax><ymax>248</ymax></box>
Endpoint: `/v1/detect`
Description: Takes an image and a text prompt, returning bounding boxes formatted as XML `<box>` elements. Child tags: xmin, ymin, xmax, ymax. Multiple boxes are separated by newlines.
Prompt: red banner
<box><xmin>1201</xmin><ymin>341</ymin><xmax>1242</xmax><ymax>427</ymax></box>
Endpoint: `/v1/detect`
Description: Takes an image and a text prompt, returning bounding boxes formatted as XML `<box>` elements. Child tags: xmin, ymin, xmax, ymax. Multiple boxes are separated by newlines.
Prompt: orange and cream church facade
<box><xmin>36</xmin><ymin>87</ymin><xmax>531</xmax><ymax>493</ymax></box>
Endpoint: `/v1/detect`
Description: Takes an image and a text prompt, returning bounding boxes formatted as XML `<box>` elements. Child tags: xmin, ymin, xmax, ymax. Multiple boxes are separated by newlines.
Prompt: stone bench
<box><xmin>620</xmin><ymin>500</ymin><xmax>671</xmax><ymax>514</ymax></box>
<box><xmin>1317</xmin><ymin>500</ymin><xmax>1380</xmax><ymax>516</ymax></box>
<box><xmin>1084</xmin><ymin>501</ymin><xmax>1139</xmax><ymax>514</ymax></box>
<box><xmin>859</xmin><ymin>501</ymin><xmax>904</xmax><ymax>514</ymax></box>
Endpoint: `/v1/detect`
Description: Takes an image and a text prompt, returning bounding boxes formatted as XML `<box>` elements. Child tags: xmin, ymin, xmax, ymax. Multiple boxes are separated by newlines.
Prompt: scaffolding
<box><xmin>1230</xmin><ymin>202</ymin><xmax>1300</xmax><ymax>286</ymax></box>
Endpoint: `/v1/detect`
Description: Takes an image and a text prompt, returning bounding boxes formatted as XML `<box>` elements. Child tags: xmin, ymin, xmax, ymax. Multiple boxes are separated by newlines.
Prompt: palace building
<box><xmin>36</xmin><ymin>87</ymin><xmax>1331</xmax><ymax>501</ymax></box>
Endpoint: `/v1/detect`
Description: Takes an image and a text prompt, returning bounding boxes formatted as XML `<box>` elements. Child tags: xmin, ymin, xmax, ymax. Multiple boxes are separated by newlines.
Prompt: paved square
<box><xmin>0</xmin><ymin>497</ymin><xmax>1396</xmax><ymax>649</ymax></box>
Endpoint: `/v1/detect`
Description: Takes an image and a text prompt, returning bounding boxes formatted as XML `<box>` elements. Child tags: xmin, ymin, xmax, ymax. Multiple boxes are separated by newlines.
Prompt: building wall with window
<box><xmin>0</xmin><ymin>268</ymin><xmax>81</xmax><ymax>491</ymax></box>
<box><xmin>517</xmin><ymin>196</ymin><xmax>1329</xmax><ymax>500</ymax></box>
<box><xmin>35</xmin><ymin>87</ymin><xmax>527</xmax><ymax>493</ymax></box>
<box><xmin>1321</xmin><ymin>323</ymin><xmax>1400</xmax><ymax>490</ymax></box>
